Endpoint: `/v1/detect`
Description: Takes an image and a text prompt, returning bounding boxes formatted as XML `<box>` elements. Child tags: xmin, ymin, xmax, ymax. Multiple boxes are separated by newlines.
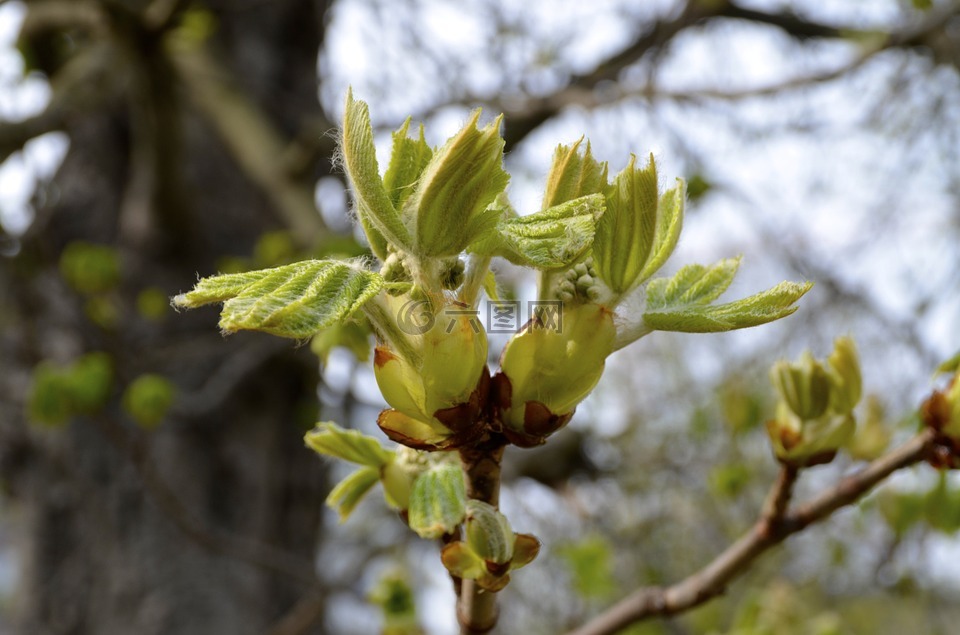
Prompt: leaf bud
<box><xmin>407</xmin><ymin>463</ymin><xmax>467</xmax><ymax>539</ymax></box>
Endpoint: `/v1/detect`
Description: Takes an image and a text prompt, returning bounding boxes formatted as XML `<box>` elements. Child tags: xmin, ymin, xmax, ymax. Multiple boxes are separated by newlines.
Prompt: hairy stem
<box><xmin>457</xmin><ymin>442</ymin><xmax>506</xmax><ymax>634</ymax></box>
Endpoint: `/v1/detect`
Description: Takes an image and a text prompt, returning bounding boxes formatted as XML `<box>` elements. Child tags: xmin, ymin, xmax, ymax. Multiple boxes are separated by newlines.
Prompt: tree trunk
<box><xmin>1</xmin><ymin>2</ymin><xmax>334</xmax><ymax>633</ymax></box>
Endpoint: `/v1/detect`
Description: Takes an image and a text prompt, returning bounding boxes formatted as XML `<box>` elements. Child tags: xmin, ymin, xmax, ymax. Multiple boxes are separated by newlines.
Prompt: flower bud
<box><xmin>493</xmin><ymin>303</ymin><xmax>615</xmax><ymax>447</ymax></box>
<box><xmin>374</xmin><ymin>296</ymin><xmax>489</xmax><ymax>450</ymax></box>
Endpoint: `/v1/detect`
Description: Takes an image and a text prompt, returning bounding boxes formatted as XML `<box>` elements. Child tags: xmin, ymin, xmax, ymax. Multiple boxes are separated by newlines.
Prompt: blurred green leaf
<box><xmin>326</xmin><ymin>466</ymin><xmax>381</xmax><ymax>521</ymax></box>
<box><xmin>558</xmin><ymin>535</ymin><xmax>617</xmax><ymax>600</ymax></box>
<box><xmin>59</xmin><ymin>241</ymin><xmax>120</xmax><ymax>295</ymax></box>
<box><xmin>122</xmin><ymin>374</ymin><xmax>176</xmax><ymax>428</ymax></box>
<box><xmin>305</xmin><ymin>422</ymin><xmax>394</xmax><ymax>467</ymax></box>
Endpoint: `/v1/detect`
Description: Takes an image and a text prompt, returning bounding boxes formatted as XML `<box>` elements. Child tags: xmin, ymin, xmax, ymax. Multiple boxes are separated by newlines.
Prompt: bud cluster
<box><xmin>440</xmin><ymin>501</ymin><xmax>540</xmax><ymax>591</ymax></box>
<box><xmin>765</xmin><ymin>337</ymin><xmax>862</xmax><ymax>467</ymax></box>
<box><xmin>557</xmin><ymin>258</ymin><xmax>603</xmax><ymax>303</ymax></box>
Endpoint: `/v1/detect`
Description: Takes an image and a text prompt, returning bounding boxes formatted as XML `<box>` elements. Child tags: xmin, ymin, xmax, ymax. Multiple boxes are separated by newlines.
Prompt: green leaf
<box><xmin>643</xmin><ymin>280</ymin><xmax>813</xmax><ymax>333</ymax></box>
<box><xmin>636</xmin><ymin>179</ymin><xmax>685</xmax><ymax>282</ymax></box>
<box><xmin>645</xmin><ymin>258</ymin><xmax>741</xmax><ymax>311</ymax></box>
<box><xmin>342</xmin><ymin>90</ymin><xmax>412</xmax><ymax>257</ymax></box>
<box><xmin>470</xmin><ymin>194</ymin><xmax>604</xmax><ymax>269</ymax></box>
<box><xmin>59</xmin><ymin>241</ymin><xmax>121</xmax><ymax>295</ymax></box>
<box><xmin>122</xmin><ymin>374</ymin><xmax>176</xmax><ymax>429</ymax></box>
<box><xmin>557</xmin><ymin>535</ymin><xmax>617</xmax><ymax>600</ymax></box>
<box><xmin>326</xmin><ymin>466</ymin><xmax>381</xmax><ymax>521</ymax></box>
<box><xmin>935</xmin><ymin>350</ymin><xmax>960</xmax><ymax>376</ymax></box>
<box><xmin>173</xmin><ymin>260</ymin><xmax>384</xmax><ymax>339</ymax></box>
<box><xmin>541</xmin><ymin>138</ymin><xmax>608</xmax><ymax>209</ymax></box>
<box><xmin>407</xmin><ymin>463</ymin><xmax>466</xmax><ymax>539</ymax></box>
<box><xmin>384</xmin><ymin>118</ymin><xmax>433</xmax><ymax>212</ymax></box>
<box><xmin>305</xmin><ymin>421</ymin><xmax>394</xmax><ymax>467</ymax></box>
<box><xmin>407</xmin><ymin>109</ymin><xmax>509</xmax><ymax>257</ymax></box>
<box><xmin>593</xmin><ymin>154</ymin><xmax>659</xmax><ymax>295</ymax></box>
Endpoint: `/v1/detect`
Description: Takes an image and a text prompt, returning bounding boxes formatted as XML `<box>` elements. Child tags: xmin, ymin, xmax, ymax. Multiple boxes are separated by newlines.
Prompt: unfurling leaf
<box><xmin>326</xmin><ymin>466</ymin><xmax>381</xmax><ymax>521</ymax></box>
<box><xmin>593</xmin><ymin>154</ymin><xmax>659</xmax><ymax>295</ymax></box>
<box><xmin>342</xmin><ymin>89</ymin><xmax>412</xmax><ymax>258</ymax></box>
<box><xmin>305</xmin><ymin>422</ymin><xmax>395</xmax><ymax>467</ymax></box>
<box><xmin>643</xmin><ymin>279</ymin><xmax>812</xmax><ymax>334</ymax></box>
<box><xmin>407</xmin><ymin>463</ymin><xmax>467</xmax><ymax>539</ymax></box>
<box><xmin>542</xmin><ymin>138</ymin><xmax>608</xmax><ymax>209</ymax></box>
<box><xmin>645</xmin><ymin>258</ymin><xmax>741</xmax><ymax>312</ymax></box>
<box><xmin>637</xmin><ymin>179</ymin><xmax>685</xmax><ymax>284</ymax></box>
<box><xmin>173</xmin><ymin>260</ymin><xmax>383</xmax><ymax>339</ymax></box>
<box><xmin>408</xmin><ymin>109</ymin><xmax>509</xmax><ymax>257</ymax></box>
<box><xmin>384</xmin><ymin>118</ymin><xmax>433</xmax><ymax>211</ymax></box>
<box><xmin>470</xmin><ymin>194</ymin><xmax>604</xmax><ymax>269</ymax></box>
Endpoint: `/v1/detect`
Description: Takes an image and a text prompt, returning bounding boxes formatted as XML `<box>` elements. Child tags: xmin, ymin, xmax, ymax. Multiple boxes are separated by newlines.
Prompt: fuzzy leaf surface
<box><xmin>593</xmin><ymin>154</ymin><xmax>659</xmax><ymax>294</ymax></box>
<box><xmin>643</xmin><ymin>280</ymin><xmax>813</xmax><ymax>333</ymax></box>
<box><xmin>542</xmin><ymin>138</ymin><xmax>608</xmax><ymax>208</ymax></box>
<box><xmin>342</xmin><ymin>90</ymin><xmax>411</xmax><ymax>257</ymax></box>
<box><xmin>470</xmin><ymin>194</ymin><xmax>604</xmax><ymax>268</ymax></box>
<box><xmin>174</xmin><ymin>260</ymin><xmax>383</xmax><ymax>339</ymax></box>
<box><xmin>407</xmin><ymin>110</ymin><xmax>509</xmax><ymax>257</ymax></box>
<box><xmin>645</xmin><ymin>258</ymin><xmax>741</xmax><ymax>312</ymax></box>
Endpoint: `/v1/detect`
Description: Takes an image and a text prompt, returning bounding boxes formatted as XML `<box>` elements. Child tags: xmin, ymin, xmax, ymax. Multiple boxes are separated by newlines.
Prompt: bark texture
<box><xmin>1</xmin><ymin>2</ymin><xmax>334</xmax><ymax>633</ymax></box>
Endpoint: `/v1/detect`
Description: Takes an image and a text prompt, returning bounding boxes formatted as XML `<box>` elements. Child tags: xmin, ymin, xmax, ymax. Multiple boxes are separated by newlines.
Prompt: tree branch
<box><xmin>500</xmin><ymin>0</ymin><xmax>960</xmax><ymax>150</ymax></box>
<box><xmin>566</xmin><ymin>429</ymin><xmax>936</xmax><ymax>635</ymax></box>
<box><xmin>0</xmin><ymin>39</ymin><xmax>115</xmax><ymax>164</ymax></box>
<box><xmin>457</xmin><ymin>442</ymin><xmax>507</xmax><ymax>635</ymax></box>
<box><xmin>169</xmin><ymin>46</ymin><xmax>326</xmax><ymax>245</ymax></box>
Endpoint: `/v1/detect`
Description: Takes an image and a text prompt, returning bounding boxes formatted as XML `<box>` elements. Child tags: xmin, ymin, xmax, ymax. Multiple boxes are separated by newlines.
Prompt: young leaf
<box><xmin>342</xmin><ymin>90</ymin><xmax>412</xmax><ymax>257</ymax></box>
<box><xmin>470</xmin><ymin>194</ymin><xmax>604</xmax><ymax>269</ymax></box>
<box><xmin>173</xmin><ymin>260</ymin><xmax>384</xmax><ymax>339</ymax></box>
<box><xmin>326</xmin><ymin>466</ymin><xmax>381</xmax><ymax>521</ymax></box>
<box><xmin>636</xmin><ymin>179</ymin><xmax>685</xmax><ymax>283</ymax></box>
<box><xmin>407</xmin><ymin>110</ymin><xmax>509</xmax><ymax>257</ymax></box>
<box><xmin>642</xmin><ymin>280</ymin><xmax>813</xmax><ymax>333</ymax></box>
<box><xmin>407</xmin><ymin>463</ymin><xmax>467</xmax><ymax>539</ymax></box>
<box><xmin>593</xmin><ymin>154</ymin><xmax>659</xmax><ymax>295</ymax></box>
<box><xmin>384</xmin><ymin>118</ymin><xmax>433</xmax><ymax>211</ymax></box>
<box><xmin>305</xmin><ymin>421</ymin><xmax>395</xmax><ymax>467</ymax></box>
<box><xmin>542</xmin><ymin>138</ymin><xmax>608</xmax><ymax>209</ymax></box>
<box><xmin>645</xmin><ymin>258</ymin><xmax>741</xmax><ymax>312</ymax></box>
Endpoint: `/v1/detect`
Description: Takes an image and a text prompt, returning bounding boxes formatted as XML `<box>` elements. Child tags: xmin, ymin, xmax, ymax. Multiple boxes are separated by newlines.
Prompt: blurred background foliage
<box><xmin>1</xmin><ymin>0</ymin><xmax>960</xmax><ymax>634</ymax></box>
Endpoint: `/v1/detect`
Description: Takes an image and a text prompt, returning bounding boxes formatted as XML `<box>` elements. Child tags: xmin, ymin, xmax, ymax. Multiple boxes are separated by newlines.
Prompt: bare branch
<box><xmin>499</xmin><ymin>0</ymin><xmax>960</xmax><ymax>149</ymax></box>
<box><xmin>0</xmin><ymin>39</ymin><xmax>115</xmax><ymax>163</ymax></box>
<box><xmin>566</xmin><ymin>429</ymin><xmax>936</xmax><ymax>635</ymax></box>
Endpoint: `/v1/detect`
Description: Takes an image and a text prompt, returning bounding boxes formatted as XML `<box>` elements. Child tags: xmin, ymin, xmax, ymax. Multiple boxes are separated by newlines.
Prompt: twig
<box><xmin>457</xmin><ymin>442</ymin><xmax>506</xmax><ymax>635</ymax></box>
<box><xmin>566</xmin><ymin>429</ymin><xmax>936</xmax><ymax>635</ymax></box>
